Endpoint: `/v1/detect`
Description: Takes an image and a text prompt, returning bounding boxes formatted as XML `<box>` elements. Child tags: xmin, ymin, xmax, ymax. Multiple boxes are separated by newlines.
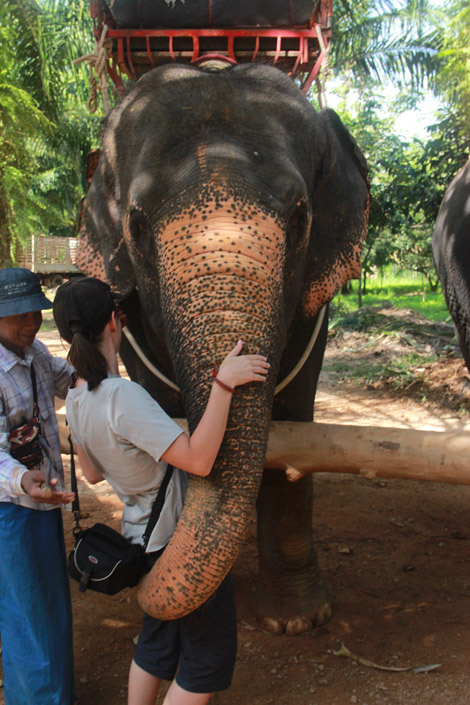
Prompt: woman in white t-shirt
<box><xmin>53</xmin><ymin>276</ymin><xmax>269</xmax><ymax>705</ymax></box>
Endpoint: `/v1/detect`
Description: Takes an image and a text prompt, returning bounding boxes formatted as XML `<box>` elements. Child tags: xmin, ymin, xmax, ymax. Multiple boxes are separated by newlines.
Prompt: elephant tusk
<box><xmin>122</xmin><ymin>305</ymin><xmax>327</xmax><ymax>396</ymax></box>
<box><xmin>274</xmin><ymin>305</ymin><xmax>326</xmax><ymax>394</ymax></box>
<box><xmin>122</xmin><ymin>327</ymin><xmax>180</xmax><ymax>391</ymax></box>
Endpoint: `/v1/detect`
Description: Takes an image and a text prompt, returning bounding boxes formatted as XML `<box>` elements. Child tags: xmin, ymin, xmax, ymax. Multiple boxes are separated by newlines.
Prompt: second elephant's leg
<box><xmin>255</xmin><ymin>470</ymin><xmax>333</xmax><ymax>635</ymax></box>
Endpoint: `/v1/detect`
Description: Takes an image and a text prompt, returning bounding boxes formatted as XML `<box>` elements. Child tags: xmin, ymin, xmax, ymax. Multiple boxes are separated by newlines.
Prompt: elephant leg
<box><xmin>255</xmin><ymin>470</ymin><xmax>333</xmax><ymax>635</ymax></box>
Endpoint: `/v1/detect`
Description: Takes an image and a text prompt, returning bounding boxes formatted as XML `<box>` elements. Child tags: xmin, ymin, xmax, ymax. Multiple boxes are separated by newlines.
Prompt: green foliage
<box><xmin>0</xmin><ymin>10</ymin><xmax>53</xmax><ymax>264</ymax></box>
<box><xmin>324</xmin><ymin>0</ymin><xmax>469</xmax><ymax>293</ymax></box>
<box><xmin>327</xmin><ymin>271</ymin><xmax>457</xmax><ymax>395</ymax></box>
<box><xmin>433</xmin><ymin>0</ymin><xmax>470</xmax><ymax>141</ymax></box>
<box><xmin>331</xmin><ymin>74</ymin><xmax>469</xmax><ymax>293</ymax></box>
<box><xmin>325</xmin><ymin>345</ymin><xmax>440</xmax><ymax>389</ymax></box>
<box><xmin>0</xmin><ymin>0</ymin><xmax>99</xmax><ymax>266</ymax></box>
<box><xmin>332</xmin><ymin>270</ymin><xmax>450</xmax><ymax>322</ymax></box>
<box><xmin>332</xmin><ymin>0</ymin><xmax>440</xmax><ymax>88</ymax></box>
<box><xmin>324</xmin><ymin>343</ymin><xmax>445</xmax><ymax>392</ymax></box>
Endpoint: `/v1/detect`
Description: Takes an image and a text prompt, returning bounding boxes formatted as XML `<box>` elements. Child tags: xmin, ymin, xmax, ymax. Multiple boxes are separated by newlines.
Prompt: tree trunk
<box><xmin>0</xmin><ymin>196</ymin><xmax>13</xmax><ymax>267</ymax></box>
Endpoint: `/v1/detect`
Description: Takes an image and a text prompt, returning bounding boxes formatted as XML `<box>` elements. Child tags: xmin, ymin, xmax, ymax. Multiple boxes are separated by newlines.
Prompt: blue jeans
<box><xmin>0</xmin><ymin>503</ymin><xmax>75</xmax><ymax>705</ymax></box>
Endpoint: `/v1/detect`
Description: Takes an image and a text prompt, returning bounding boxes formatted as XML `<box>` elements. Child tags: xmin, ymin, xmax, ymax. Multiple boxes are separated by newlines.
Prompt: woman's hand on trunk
<box><xmin>161</xmin><ymin>340</ymin><xmax>269</xmax><ymax>477</ymax></box>
<box><xmin>217</xmin><ymin>340</ymin><xmax>270</xmax><ymax>388</ymax></box>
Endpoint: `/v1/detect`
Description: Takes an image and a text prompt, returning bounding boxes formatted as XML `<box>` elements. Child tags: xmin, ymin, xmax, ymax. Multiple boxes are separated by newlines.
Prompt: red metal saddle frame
<box><xmin>89</xmin><ymin>0</ymin><xmax>332</xmax><ymax>95</ymax></box>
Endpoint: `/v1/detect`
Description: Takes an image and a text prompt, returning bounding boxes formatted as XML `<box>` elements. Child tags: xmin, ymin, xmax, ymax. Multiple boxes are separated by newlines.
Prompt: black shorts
<box><xmin>133</xmin><ymin>572</ymin><xmax>237</xmax><ymax>694</ymax></box>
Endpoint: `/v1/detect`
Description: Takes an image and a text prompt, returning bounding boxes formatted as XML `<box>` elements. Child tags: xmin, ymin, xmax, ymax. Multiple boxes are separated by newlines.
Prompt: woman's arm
<box><xmin>161</xmin><ymin>340</ymin><xmax>269</xmax><ymax>477</ymax></box>
<box><xmin>76</xmin><ymin>445</ymin><xmax>105</xmax><ymax>484</ymax></box>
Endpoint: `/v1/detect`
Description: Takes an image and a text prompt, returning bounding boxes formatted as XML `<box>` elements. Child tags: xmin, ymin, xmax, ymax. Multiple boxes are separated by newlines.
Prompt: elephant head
<box><xmin>77</xmin><ymin>62</ymin><xmax>369</xmax><ymax>620</ymax></box>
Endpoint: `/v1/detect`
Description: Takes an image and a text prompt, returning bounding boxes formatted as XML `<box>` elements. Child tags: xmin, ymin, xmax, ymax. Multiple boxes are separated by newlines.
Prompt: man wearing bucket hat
<box><xmin>0</xmin><ymin>268</ymin><xmax>75</xmax><ymax>705</ymax></box>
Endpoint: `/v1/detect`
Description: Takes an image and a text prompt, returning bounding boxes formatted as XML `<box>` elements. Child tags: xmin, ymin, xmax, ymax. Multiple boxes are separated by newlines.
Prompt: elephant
<box><xmin>432</xmin><ymin>158</ymin><xmax>470</xmax><ymax>372</ymax></box>
<box><xmin>77</xmin><ymin>61</ymin><xmax>370</xmax><ymax>635</ymax></box>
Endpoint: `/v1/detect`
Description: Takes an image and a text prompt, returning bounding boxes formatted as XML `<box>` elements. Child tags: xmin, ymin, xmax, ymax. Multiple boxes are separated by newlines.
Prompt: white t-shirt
<box><xmin>66</xmin><ymin>376</ymin><xmax>186</xmax><ymax>552</ymax></box>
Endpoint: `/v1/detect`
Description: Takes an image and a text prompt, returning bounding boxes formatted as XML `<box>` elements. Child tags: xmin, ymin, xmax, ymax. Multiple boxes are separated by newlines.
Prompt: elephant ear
<box><xmin>302</xmin><ymin>108</ymin><xmax>370</xmax><ymax>319</ymax></box>
<box><xmin>76</xmin><ymin>141</ymin><xmax>136</xmax><ymax>298</ymax></box>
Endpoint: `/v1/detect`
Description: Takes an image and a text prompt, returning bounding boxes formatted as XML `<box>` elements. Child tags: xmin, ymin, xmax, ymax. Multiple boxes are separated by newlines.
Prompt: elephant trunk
<box><xmin>137</xmin><ymin>199</ymin><xmax>285</xmax><ymax>619</ymax></box>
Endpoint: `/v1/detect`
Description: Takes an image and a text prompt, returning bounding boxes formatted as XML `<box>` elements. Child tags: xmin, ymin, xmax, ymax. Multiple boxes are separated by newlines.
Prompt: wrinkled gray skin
<box><xmin>432</xmin><ymin>159</ymin><xmax>470</xmax><ymax>372</ymax></box>
<box><xmin>78</xmin><ymin>62</ymin><xmax>369</xmax><ymax>634</ymax></box>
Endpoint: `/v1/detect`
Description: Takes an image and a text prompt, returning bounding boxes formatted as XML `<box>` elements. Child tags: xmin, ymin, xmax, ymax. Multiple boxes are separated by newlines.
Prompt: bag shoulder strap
<box><xmin>69</xmin><ymin>428</ymin><xmax>81</xmax><ymax>524</ymax></box>
<box><xmin>141</xmin><ymin>464</ymin><xmax>174</xmax><ymax>550</ymax></box>
<box><xmin>68</xmin><ymin>426</ymin><xmax>174</xmax><ymax>550</ymax></box>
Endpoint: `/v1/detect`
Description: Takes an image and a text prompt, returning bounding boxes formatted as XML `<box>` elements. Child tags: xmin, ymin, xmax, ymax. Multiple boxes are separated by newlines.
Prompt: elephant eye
<box><xmin>286</xmin><ymin>200</ymin><xmax>310</xmax><ymax>250</ymax></box>
<box><xmin>128</xmin><ymin>209</ymin><xmax>154</xmax><ymax>258</ymax></box>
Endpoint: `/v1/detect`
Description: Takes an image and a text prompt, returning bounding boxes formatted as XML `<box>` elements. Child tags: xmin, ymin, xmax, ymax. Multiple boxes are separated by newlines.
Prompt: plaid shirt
<box><xmin>0</xmin><ymin>338</ymin><xmax>73</xmax><ymax>510</ymax></box>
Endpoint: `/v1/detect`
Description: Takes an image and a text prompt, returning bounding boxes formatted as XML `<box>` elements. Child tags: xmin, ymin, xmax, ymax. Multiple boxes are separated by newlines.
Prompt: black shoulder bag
<box><xmin>68</xmin><ymin>440</ymin><xmax>174</xmax><ymax>595</ymax></box>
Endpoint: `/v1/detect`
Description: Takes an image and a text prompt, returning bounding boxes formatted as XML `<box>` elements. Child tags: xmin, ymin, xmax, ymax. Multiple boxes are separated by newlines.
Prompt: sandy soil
<box><xmin>2</xmin><ymin>318</ymin><xmax>470</xmax><ymax>705</ymax></box>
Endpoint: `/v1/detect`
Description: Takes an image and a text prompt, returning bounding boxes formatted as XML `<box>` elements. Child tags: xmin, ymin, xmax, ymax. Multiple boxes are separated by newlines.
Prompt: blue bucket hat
<box><xmin>0</xmin><ymin>268</ymin><xmax>53</xmax><ymax>317</ymax></box>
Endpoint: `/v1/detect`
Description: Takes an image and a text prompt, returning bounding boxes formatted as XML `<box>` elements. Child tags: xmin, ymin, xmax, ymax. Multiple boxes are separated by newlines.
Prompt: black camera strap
<box><xmin>30</xmin><ymin>362</ymin><xmax>39</xmax><ymax>419</ymax></box>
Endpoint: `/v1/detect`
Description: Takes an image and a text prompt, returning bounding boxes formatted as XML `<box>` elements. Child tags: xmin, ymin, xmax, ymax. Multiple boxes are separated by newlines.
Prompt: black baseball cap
<box><xmin>53</xmin><ymin>277</ymin><xmax>115</xmax><ymax>343</ymax></box>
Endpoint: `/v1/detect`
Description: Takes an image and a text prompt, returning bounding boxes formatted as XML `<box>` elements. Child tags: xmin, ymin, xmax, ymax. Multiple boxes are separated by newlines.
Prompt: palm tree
<box><xmin>331</xmin><ymin>0</ymin><xmax>439</xmax><ymax>86</ymax></box>
<box><xmin>433</xmin><ymin>0</ymin><xmax>470</xmax><ymax>139</ymax></box>
<box><xmin>0</xmin><ymin>4</ymin><xmax>53</xmax><ymax>264</ymax></box>
<box><xmin>0</xmin><ymin>0</ymin><xmax>98</xmax><ymax>265</ymax></box>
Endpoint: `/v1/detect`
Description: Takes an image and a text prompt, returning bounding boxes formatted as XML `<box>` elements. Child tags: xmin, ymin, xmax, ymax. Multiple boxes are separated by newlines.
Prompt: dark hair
<box><xmin>53</xmin><ymin>277</ymin><xmax>115</xmax><ymax>391</ymax></box>
<box><xmin>67</xmin><ymin>325</ymin><xmax>109</xmax><ymax>392</ymax></box>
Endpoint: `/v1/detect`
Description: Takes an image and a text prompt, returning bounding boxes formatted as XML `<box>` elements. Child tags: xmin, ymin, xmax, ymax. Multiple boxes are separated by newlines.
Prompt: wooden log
<box><xmin>61</xmin><ymin>409</ymin><xmax>470</xmax><ymax>485</ymax></box>
<box><xmin>264</xmin><ymin>422</ymin><xmax>470</xmax><ymax>485</ymax></box>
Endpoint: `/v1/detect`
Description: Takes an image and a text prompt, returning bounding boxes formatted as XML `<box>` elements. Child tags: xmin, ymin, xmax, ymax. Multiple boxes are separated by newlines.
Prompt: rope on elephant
<box><xmin>122</xmin><ymin>305</ymin><xmax>327</xmax><ymax>396</ymax></box>
<box><xmin>315</xmin><ymin>23</ymin><xmax>329</xmax><ymax>110</ymax></box>
<box><xmin>73</xmin><ymin>24</ymin><xmax>110</xmax><ymax>114</ymax></box>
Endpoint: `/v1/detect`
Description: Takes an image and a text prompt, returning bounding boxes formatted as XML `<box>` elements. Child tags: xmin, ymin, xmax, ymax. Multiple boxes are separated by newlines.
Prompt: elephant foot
<box><xmin>256</xmin><ymin>471</ymin><xmax>334</xmax><ymax>635</ymax></box>
<box><xmin>262</xmin><ymin>606</ymin><xmax>332</xmax><ymax>636</ymax></box>
<box><xmin>256</xmin><ymin>573</ymin><xmax>334</xmax><ymax>636</ymax></box>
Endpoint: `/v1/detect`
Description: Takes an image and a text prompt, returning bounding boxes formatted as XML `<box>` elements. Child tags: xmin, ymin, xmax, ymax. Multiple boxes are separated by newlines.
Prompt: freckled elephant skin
<box><xmin>432</xmin><ymin>158</ymin><xmax>470</xmax><ymax>373</ymax></box>
<box><xmin>77</xmin><ymin>63</ymin><xmax>369</xmax><ymax>627</ymax></box>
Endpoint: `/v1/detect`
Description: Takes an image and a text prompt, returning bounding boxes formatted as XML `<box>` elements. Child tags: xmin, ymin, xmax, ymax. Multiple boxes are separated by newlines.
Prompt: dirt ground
<box><xmin>2</xmin><ymin>310</ymin><xmax>470</xmax><ymax>705</ymax></box>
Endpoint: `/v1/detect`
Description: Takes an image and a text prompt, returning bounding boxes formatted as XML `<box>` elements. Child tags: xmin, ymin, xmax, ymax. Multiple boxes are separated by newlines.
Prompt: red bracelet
<box><xmin>212</xmin><ymin>363</ymin><xmax>235</xmax><ymax>394</ymax></box>
<box><xmin>213</xmin><ymin>377</ymin><xmax>235</xmax><ymax>394</ymax></box>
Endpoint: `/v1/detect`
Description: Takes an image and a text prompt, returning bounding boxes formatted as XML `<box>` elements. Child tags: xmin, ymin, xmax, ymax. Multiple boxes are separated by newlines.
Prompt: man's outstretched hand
<box><xmin>21</xmin><ymin>471</ymin><xmax>75</xmax><ymax>505</ymax></box>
